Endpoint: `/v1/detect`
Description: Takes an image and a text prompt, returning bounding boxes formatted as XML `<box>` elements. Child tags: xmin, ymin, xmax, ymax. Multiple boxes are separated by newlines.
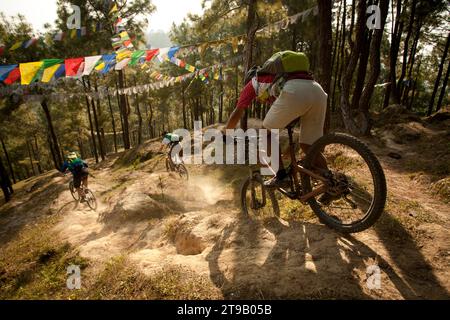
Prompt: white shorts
<box><xmin>263</xmin><ymin>79</ymin><xmax>328</xmax><ymax>145</ymax></box>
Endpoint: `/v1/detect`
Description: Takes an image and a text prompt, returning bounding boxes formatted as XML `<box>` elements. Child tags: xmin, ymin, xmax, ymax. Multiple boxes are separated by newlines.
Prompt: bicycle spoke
<box><xmin>311</xmin><ymin>140</ymin><xmax>378</xmax><ymax>226</ymax></box>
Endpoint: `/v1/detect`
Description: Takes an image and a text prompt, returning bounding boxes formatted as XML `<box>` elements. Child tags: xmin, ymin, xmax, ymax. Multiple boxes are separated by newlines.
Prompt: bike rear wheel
<box><xmin>301</xmin><ymin>133</ymin><xmax>387</xmax><ymax>233</ymax></box>
<box><xmin>241</xmin><ymin>173</ymin><xmax>279</xmax><ymax>220</ymax></box>
<box><xmin>84</xmin><ymin>189</ymin><xmax>97</xmax><ymax>211</ymax></box>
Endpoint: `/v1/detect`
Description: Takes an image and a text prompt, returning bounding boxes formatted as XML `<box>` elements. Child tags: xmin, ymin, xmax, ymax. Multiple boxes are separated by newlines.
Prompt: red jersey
<box><xmin>237</xmin><ymin>72</ymin><xmax>314</xmax><ymax>109</ymax></box>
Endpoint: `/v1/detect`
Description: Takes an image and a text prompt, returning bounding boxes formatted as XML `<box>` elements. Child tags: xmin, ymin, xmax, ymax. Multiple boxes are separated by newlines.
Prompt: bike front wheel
<box><xmin>69</xmin><ymin>181</ymin><xmax>80</xmax><ymax>201</ymax></box>
<box><xmin>176</xmin><ymin>164</ymin><xmax>189</xmax><ymax>180</ymax></box>
<box><xmin>241</xmin><ymin>173</ymin><xmax>279</xmax><ymax>221</ymax></box>
<box><xmin>165</xmin><ymin>158</ymin><xmax>173</xmax><ymax>172</ymax></box>
<box><xmin>84</xmin><ymin>189</ymin><xmax>97</xmax><ymax>211</ymax></box>
<box><xmin>301</xmin><ymin>133</ymin><xmax>387</xmax><ymax>233</ymax></box>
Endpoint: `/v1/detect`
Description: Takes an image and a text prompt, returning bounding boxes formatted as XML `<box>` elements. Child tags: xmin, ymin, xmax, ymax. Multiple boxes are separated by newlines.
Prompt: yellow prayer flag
<box><xmin>10</xmin><ymin>41</ymin><xmax>23</xmax><ymax>51</ymax></box>
<box><xmin>187</xmin><ymin>65</ymin><xmax>196</xmax><ymax>72</ymax></box>
<box><xmin>42</xmin><ymin>63</ymin><xmax>61</xmax><ymax>83</ymax></box>
<box><xmin>95</xmin><ymin>62</ymin><xmax>105</xmax><ymax>71</ymax></box>
<box><xmin>116</xmin><ymin>50</ymin><xmax>132</xmax><ymax>61</ymax></box>
<box><xmin>109</xmin><ymin>4</ymin><xmax>118</xmax><ymax>14</ymax></box>
<box><xmin>20</xmin><ymin>61</ymin><xmax>43</xmax><ymax>85</ymax></box>
<box><xmin>70</xmin><ymin>29</ymin><xmax>77</xmax><ymax>39</ymax></box>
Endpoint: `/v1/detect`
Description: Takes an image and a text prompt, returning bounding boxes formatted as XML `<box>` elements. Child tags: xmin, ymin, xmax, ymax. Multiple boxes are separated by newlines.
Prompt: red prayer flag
<box><xmin>65</xmin><ymin>57</ymin><xmax>84</xmax><ymax>76</ymax></box>
<box><xmin>4</xmin><ymin>68</ymin><xmax>21</xmax><ymax>85</ymax></box>
<box><xmin>145</xmin><ymin>49</ymin><xmax>159</xmax><ymax>61</ymax></box>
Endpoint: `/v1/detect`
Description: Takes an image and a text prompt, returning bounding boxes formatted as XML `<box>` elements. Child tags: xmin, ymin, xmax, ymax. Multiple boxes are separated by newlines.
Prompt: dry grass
<box><xmin>431</xmin><ymin>178</ymin><xmax>450</xmax><ymax>203</ymax></box>
<box><xmin>0</xmin><ymin>215</ymin><xmax>88</xmax><ymax>299</ymax></box>
<box><xmin>0</xmin><ymin>213</ymin><xmax>220</xmax><ymax>300</ymax></box>
<box><xmin>162</xmin><ymin>216</ymin><xmax>182</xmax><ymax>242</ymax></box>
<box><xmin>85</xmin><ymin>256</ymin><xmax>221</xmax><ymax>300</ymax></box>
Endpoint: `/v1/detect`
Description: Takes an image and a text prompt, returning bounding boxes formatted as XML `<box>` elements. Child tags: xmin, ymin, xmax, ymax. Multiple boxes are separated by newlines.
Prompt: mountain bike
<box><xmin>165</xmin><ymin>142</ymin><xmax>189</xmax><ymax>180</ymax></box>
<box><xmin>68</xmin><ymin>175</ymin><xmax>97</xmax><ymax>210</ymax></box>
<box><xmin>240</xmin><ymin>118</ymin><xmax>387</xmax><ymax>233</ymax></box>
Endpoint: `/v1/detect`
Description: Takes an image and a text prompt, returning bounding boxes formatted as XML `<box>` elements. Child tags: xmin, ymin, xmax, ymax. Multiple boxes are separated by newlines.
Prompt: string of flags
<box><xmin>0</xmin><ymin>5</ymin><xmax>318</xmax><ymax>89</ymax></box>
<box><xmin>4</xmin><ymin>55</ymin><xmax>243</xmax><ymax>102</ymax></box>
<box><xmin>0</xmin><ymin>41</ymin><xmax>240</xmax><ymax>88</ymax></box>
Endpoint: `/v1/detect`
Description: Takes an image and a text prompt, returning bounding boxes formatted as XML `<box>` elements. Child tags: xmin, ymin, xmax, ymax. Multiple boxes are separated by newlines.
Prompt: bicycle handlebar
<box><xmin>223</xmin><ymin>135</ymin><xmax>263</xmax><ymax>143</ymax></box>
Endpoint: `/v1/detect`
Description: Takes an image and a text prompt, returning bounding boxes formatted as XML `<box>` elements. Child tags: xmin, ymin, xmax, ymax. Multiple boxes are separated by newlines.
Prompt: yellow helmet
<box><xmin>67</xmin><ymin>152</ymin><xmax>78</xmax><ymax>162</ymax></box>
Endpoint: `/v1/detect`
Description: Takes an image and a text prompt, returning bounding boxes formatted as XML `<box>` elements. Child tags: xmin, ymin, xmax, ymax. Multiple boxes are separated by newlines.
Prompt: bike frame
<box><xmin>167</xmin><ymin>142</ymin><xmax>184</xmax><ymax>169</ymax></box>
<box><xmin>264</xmin><ymin>125</ymin><xmax>330</xmax><ymax>204</ymax></box>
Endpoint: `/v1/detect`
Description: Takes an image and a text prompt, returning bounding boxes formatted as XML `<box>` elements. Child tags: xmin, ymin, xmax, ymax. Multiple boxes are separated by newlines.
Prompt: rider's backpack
<box><xmin>250</xmin><ymin>51</ymin><xmax>311</xmax><ymax>97</ymax></box>
<box><xmin>70</xmin><ymin>158</ymin><xmax>85</xmax><ymax>173</ymax></box>
<box><xmin>258</xmin><ymin>51</ymin><xmax>310</xmax><ymax>76</ymax></box>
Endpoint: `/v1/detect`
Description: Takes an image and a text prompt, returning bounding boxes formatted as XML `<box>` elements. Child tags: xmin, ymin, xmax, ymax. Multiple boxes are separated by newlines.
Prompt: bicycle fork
<box><xmin>249</xmin><ymin>169</ymin><xmax>267</xmax><ymax>210</ymax></box>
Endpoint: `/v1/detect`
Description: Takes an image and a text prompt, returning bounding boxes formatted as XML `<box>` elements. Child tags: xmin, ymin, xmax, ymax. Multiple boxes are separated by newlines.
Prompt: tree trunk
<box><xmin>383</xmin><ymin>0</ymin><xmax>404</xmax><ymax>108</ymax></box>
<box><xmin>115</xmin><ymin>75</ymin><xmax>125</xmax><ymax>135</ymax></box>
<box><xmin>46</xmin><ymin>132</ymin><xmax>58</xmax><ymax>171</ymax></box>
<box><xmin>148</xmin><ymin>99</ymin><xmax>154</xmax><ymax>138</ymax></box>
<box><xmin>101</xmin><ymin>128</ymin><xmax>107</xmax><ymax>153</ymax></box>
<box><xmin>181</xmin><ymin>85</ymin><xmax>187</xmax><ymax>128</ymax></box>
<box><xmin>32</xmin><ymin>135</ymin><xmax>42</xmax><ymax>174</ymax></box>
<box><xmin>332</xmin><ymin>0</ymin><xmax>347</xmax><ymax>112</ymax></box>
<box><xmin>331</xmin><ymin>0</ymin><xmax>342</xmax><ymax>73</ymax></box>
<box><xmin>351</xmin><ymin>30</ymin><xmax>372</xmax><ymax>111</ymax></box>
<box><xmin>106</xmin><ymin>88</ymin><xmax>118</xmax><ymax>153</ymax></box>
<box><xmin>41</xmin><ymin>99</ymin><xmax>63</xmax><ymax>169</ymax></box>
<box><xmin>82</xmin><ymin>78</ymin><xmax>99</xmax><ymax>163</ymax></box>
<box><xmin>26</xmin><ymin>140</ymin><xmax>36</xmax><ymax>176</ymax></box>
<box><xmin>318</xmin><ymin>0</ymin><xmax>333</xmax><ymax>134</ymax></box>
<box><xmin>408</xmin><ymin>58</ymin><xmax>422</xmax><ymax>110</ymax></box>
<box><xmin>0</xmin><ymin>156</ymin><xmax>12</xmax><ymax>202</ymax></box>
<box><xmin>358</xmin><ymin>0</ymin><xmax>390</xmax><ymax>135</ymax></box>
<box><xmin>348</xmin><ymin>0</ymin><xmax>356</xmax><ymax>49</ymax></box>
<box><xmin>436</xmin><ymin>58</ymin><xmax>450</xmax><ymax>112</ymax></box>
<box><xmin>428</xmin><ymin>32</ymin><xmax>450</xmax><ymax>115</ymax></box>
<box><xmin>402</xmin><ymin>18</ymin><xmax>422</xmax><ymax>104</ymax></box>
<box><xmin>133</xmin><ymin>77</ymin><xmax>143</xmax><ymax>145</ymax></box>
<box><xmin>331</xmin><ymin>0</ymin><xmax>347</xmax><ymax>112</ymax></box>
<box><xmin>90</xmin><ymin>78</ymin><xmax>106</xmax><ymax>161</ymax></box>
<box><xmin>240</xmin><ymin>0</ymin><xmax>258</xmax><ymax>131</ymax></box>
<box><xmin>118</xmin><ymin>70</ymin><xmax>131</xmax><ymax>149</ymax></box>
<box><xmin>340</xmin><ymin>0</ymin><xmax>367</xmax><ymax>135</ymax></box>
<box><xmin>396</xmin><ymin>0</ymin><xmax>417</xmax><ymax>103</ymax></box>
<box><xmin>0</xmin><ymin>135</ymin><xmax>16</xmax><ymax>184</ymax></box>
<box><xmin>219</xmin><ymin>67</ymin><xmax>224</xmax><ymax>123</ymax></box>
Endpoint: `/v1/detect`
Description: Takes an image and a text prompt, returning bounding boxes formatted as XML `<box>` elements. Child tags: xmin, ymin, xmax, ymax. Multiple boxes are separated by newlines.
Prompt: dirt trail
<box><xmin>1</xmin><ymin>122</ymin><xmax>449</xmax><ymax>299</ymax></box>
<box><xmin>48</xmin><ymin>151</ymin><xmax>449</xmax><ymax>299</ymax></box>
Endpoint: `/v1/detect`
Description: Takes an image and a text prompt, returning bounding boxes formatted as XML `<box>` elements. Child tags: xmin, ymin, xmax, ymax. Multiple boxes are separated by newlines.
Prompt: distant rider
<box><xmin>61</xmin><ymin>152</ymin><xmax>89</xmax><ymax>201</ymax></box>
<box><xmin>160</xmin><ymin>131</ymin><xmax>184</xmax><ymax>165</ymax></box>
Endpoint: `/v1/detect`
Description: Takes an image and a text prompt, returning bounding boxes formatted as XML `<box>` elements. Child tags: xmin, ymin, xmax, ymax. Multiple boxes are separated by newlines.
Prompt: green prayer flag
<box><xmin>129</xmin><ymin>50</ymin><xmax>145</xmax><ymax>66</ymax></box>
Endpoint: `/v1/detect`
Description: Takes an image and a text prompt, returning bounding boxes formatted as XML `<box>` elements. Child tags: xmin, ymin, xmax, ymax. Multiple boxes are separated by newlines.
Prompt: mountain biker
<box><xmin>61</xmin><ymin>152</ymin><xmax>89</xmax><ymax>202</ymax></box>
<box><xmin>160</xmin><ymin>131</ymin><xmax>184</xmax><ymax>164</ymax></box>
<box><xmin>224</xmin><ymin>51</ymin><xmax>333</xmax><ymax>204</ymax></box>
